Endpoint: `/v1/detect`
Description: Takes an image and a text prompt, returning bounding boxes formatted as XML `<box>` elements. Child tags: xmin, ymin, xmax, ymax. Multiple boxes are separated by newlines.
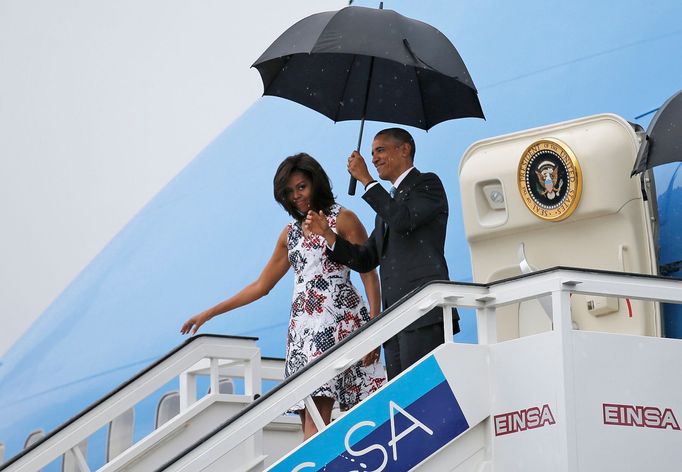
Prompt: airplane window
<box><xmin>61</xmin><ymin>439</ymin><xmax>87</xmax><ymax>472</ymax></box>
<box><xmin>23</xmin><ymin>429</ymin><xmax>45</xmax><ymax>449</ymax></box>
<box><xmin>155</xmin><ymin>391</ymin><xmax>180</xmax><ymax>428</ymax></box>
<box><xmin>106</xmin><ymin>408</ymin><xmax>134</xmax><ymax>462</ymax></box>
<box><xmin>207</xmin><ymin>378</ymin><xmax>234</xmax><ymax>395</ymax></box>
<box><xmin>23</xmin><ymin>430</ymin><xmax>45</xmax><ymax>471</ymax></box>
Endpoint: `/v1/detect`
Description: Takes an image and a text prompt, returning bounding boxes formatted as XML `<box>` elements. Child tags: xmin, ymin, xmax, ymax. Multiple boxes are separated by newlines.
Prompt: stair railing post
<box><xmin>179</xmin><ymin>370</ymin><xmax>197</xmax><ymax>412</ymax></box>
<box><xmin>303</xmin><ymin>396</ymin><xmax>327</xmax><ymax>432</ymax></box>
<box><xmin>244</xmin><ymin>349</ymin><xmax>262</xmax><ymax>397</ymax></box>
<box><xmin>69</xmin><ymin>445</ymin><xmax>90</xmax><ymax>472</ymax></box>
<box><xmin>441</xmin><ymin>295</ymin><xmax>462</xmax><ymax>344</ymax></box>
<box><xmin>551</xmin><ymin>283</ymin><xmax>579</xmax><ymax>471</ymax></box>
<box><xmin>475</xmin><ymin>295</ymin><xmax>497</xmax><ymax>345</ymax></box>
<box><xmin>442</xmin><ymin>305</ymin><xmax>454</xmax><ymax>343</ymax></box>
<box><xmin>209</xmin><ymin>358</ymin><xmax>220</xmax><ymax>396</ymax></box>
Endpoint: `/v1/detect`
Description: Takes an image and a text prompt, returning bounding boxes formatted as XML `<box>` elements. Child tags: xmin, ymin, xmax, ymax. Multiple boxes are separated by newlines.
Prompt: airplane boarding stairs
<box><xmin>4</xmin><ymin>268</ymin><xmax>682</xmax><ymax>471</ymax></box>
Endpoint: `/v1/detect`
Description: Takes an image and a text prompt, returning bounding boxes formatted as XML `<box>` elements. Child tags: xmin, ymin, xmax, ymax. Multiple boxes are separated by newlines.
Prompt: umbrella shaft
<box><xmin>356</xmin><ymin>118</ymin><xmax>365</xmax><ymax>151</ymax></box>
<box><xmin>349</xmin><ymin>52</ymin><xmax>376</xmax><ymax>195</ymax></box>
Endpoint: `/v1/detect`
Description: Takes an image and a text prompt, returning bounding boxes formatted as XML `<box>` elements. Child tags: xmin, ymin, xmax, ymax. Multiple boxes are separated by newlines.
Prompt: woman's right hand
<box><xmin>304</xmin><ymin>210</ymin><xmax>336</xmax><ymax>246</ymax></box>
<box><xmin>304</xmin><ymin>210</ymin><xmax>328</xmax><ymax>234</ymax></box>
<box><xmin>180</xmin><ymin>311</ymin><xmax>210</xmax><ymax>335</ymax></box>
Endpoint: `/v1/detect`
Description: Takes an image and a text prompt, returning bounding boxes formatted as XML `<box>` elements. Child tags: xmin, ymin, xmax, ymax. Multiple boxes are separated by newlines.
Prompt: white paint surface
<box><xmin>0</xmin><ymin>0</ymin><xmax>345</xmax><ymax>355</ymax></box>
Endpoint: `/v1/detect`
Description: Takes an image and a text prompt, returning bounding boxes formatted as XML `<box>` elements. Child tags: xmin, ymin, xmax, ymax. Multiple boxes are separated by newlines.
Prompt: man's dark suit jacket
<box><xmin>329</xmin><ymin>168</ymin><xmax>459</xmax><ymax>331</ymax></box>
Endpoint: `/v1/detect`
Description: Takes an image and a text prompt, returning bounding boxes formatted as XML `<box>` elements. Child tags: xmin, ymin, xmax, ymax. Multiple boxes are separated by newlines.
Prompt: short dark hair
<box><xmin>376</xmin><ymin>128</ymin><xmax>416</xmax><ymax>160</ymax></box>
<box><xmin>273</xmin><ymin>153</ymin><xmax>335</xmax><ymax>222</ymax></box>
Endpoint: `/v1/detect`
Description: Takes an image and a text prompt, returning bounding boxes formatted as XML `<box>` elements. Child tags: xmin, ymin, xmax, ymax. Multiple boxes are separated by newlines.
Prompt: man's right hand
<box><xmin>348</xmin><ymin>151</ymin><xmax>373</xmax><ymax>187</ymax></box>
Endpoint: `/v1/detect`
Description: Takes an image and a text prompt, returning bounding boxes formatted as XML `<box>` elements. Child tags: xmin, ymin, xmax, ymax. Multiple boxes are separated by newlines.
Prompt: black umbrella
<box><xmin>632</xmin><ymin>90</ymin><xmax>682</xmax><ymax>176</ymax></box>
<box><xmin>252</xmin><ymin>4</ymin><xmax>484</xmax><ymax>194</ymax></box>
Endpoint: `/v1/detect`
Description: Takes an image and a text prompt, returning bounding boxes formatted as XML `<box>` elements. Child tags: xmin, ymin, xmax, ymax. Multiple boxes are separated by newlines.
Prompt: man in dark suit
<box><xmin>304</xmin><ymin>127</ymin><xmax>459</xmax><ymax>380</ymax></box>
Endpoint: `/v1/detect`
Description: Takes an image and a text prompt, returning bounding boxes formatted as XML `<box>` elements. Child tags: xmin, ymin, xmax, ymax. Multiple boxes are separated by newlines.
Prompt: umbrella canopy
<box><xmin>252</xmin><ymin>5</ymin><xmax>484</xmax><ymax>133</ymax></box>
<box><xmin>632</xmin><ymin>90</ymin><xmax>682</xmax><ymax>176</ymax></box>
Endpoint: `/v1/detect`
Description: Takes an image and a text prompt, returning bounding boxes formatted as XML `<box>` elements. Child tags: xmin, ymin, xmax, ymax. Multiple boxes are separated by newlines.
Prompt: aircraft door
<box><xmin>458</xmin><ymin>114</ymin><xmax>661</xmax><ymax>340</ymax></box>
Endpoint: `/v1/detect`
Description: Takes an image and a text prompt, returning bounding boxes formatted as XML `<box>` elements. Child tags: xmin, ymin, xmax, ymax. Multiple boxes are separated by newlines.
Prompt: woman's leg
<box><xmin>299</xmin><ymin>396</ymin><xmax>334</xmax><ymax>440</ymax></box>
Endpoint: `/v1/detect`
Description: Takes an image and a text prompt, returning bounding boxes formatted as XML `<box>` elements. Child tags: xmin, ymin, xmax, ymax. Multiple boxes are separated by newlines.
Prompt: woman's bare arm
<box><xmin>180</xmin><ymin>226</ymin><xmax>291</xmax><ymax>335</ymax></box>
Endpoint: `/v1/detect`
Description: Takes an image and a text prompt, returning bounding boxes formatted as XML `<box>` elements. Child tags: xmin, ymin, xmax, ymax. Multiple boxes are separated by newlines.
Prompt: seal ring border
<box><xmin>517</xmin><ymin>137</ymin><xmax>583</xmax><ymax>222</ymax></box>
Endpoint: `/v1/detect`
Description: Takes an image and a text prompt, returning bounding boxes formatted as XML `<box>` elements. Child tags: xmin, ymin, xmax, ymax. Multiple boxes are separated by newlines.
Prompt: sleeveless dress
<box><xmin>285</xmin><ymin>204</ymin><xmax>386</xmax><ymax>411</ymax></box>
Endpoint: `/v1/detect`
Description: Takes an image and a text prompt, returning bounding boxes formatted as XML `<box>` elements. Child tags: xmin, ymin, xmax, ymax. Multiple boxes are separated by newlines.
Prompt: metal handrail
<box><xmin>157</xmin><ymin>267</ymin><xmax>682</xmax><ymax>471</ymax></box>
<box><xmin>0</xmin><ymin>334</ymin><xmax>262</xmax><ymax>472</ymax></box>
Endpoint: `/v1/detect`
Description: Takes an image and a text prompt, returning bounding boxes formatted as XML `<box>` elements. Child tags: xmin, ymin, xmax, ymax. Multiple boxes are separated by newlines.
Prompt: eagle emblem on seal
<box><xmin>534</xmin><ymin>161</ymin><xmax>564</xmax><ymax>200</ymax></box>
<box><xmin>518</xmin><ymin>138</ymin><xmax>582</xmax><ymax>221</ymax></box>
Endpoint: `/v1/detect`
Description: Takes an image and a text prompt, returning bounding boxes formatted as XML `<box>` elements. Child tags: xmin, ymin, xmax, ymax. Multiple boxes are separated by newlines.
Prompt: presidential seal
<box><xmin>518</xmin><ymin>138</ymin><xmax>582</xmax><ymax>221</ymax></box>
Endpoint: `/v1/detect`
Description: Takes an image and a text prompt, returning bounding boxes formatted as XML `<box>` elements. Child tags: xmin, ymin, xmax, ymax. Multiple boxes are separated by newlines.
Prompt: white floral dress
<box><xmin>285</xmin><ymin>204</ymin><xmax>385</xmax><ymax>410</ymax></box>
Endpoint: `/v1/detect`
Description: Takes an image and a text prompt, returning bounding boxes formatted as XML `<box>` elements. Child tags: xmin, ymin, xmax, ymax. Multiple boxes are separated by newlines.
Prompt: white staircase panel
<box><xmin>487</xmin><ymin>331</ymin><xmax>567</xmax><ymax>471</ymax></box>
<box><xmin>572</xmin><ymin>331</ymin><xmax>682</xmax><ymax>470</ymax></box>
<box><xmin>413</xmin><ymin>422</ymin><xmax>489</xmax><ymax>471</ymax></box>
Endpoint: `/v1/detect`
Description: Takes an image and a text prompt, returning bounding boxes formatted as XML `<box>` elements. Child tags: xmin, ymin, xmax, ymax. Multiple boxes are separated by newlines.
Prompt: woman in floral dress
<box><xmin>181</xmin><ymin>153</ymin><xmax>385</xmax><ymax>439</ymax></box>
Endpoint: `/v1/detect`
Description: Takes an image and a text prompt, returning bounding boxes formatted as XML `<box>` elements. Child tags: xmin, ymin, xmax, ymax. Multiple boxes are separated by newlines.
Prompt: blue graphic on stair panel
<box><xmin>269</xmin><ymin>355</ymin><xmax>469</xmax><ymax>471</ymax></box>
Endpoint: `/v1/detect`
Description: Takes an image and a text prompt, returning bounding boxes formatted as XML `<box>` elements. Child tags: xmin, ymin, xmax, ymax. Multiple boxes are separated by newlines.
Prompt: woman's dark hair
<box><xmin>273</xmin><ymin>153</ymin><xmax>335</xmax><ymax>221</ymax></box>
